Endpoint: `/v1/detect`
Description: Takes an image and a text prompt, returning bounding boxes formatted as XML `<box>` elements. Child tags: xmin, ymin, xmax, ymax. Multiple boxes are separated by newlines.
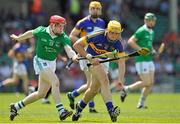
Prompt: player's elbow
<box><xmin>69</xmin><ymin>35</ymin><xmax>74</xmax><ymax>43</ymax></box>
<box><xmin>8</xmin><ymin>50</ymin><xmax>15</xmax><ymax>58</ymax></box>
<box><xmin>73</xmin><ymin>42</ymin><xmax>79</xmax><ymax>51</ymax></box>
<box><xmin>127</xmin><ymin>37</ymin><xmax>135</xmax><ymax>44</ymax></box>
<box><xmin>127</xmin><ymin>39</ymin><xmax>133</xmax><ymax>45</ymax></box>
<box><xmin>69</xmin><ymin>34</ymin><xmax>78</xmax><ymax>44</ymax></box>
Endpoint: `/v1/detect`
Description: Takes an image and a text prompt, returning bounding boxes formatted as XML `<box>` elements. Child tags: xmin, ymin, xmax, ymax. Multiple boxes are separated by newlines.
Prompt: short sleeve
<box><xmin>32</xmin><ymin>26</ymin><xmax>44</xmax><ymax>37</ymax></box>
<box><xmin>61</xmin><ymin>34</ymin><xmax>71</xmax><ymax>47</ymax></box>
<box><xmin>75</xmin><ymin>20</ymin><xmax>84</xmax><ymax>30</ymax></box>
<box><xmin>133</xmin><ymin>28</ymin><xmax>142</xmax><ymax>40</ymax></box>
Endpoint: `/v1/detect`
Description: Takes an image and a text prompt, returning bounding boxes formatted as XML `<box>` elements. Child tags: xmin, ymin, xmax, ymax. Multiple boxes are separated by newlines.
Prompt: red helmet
<box><xmin>49</xmin><ymin>15</ymin><xmax>66</xmax><ymax>24</ymax></box>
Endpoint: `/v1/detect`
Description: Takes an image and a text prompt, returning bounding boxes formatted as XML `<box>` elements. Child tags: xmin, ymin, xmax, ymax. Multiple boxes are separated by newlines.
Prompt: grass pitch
<box><xmin>0</xmin><ymin>93</ymin><xmax>180</xmax><ymax>123</ymax></box>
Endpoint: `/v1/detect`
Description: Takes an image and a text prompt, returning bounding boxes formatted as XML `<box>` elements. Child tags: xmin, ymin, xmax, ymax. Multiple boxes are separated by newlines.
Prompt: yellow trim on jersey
<box><xmin>81</xmin><ymin>37</ymin><xmax>88</xmax><ymax>46</ymax></box>
<box><xmin>76</xmin><ymin>17</ymin><xmax>88</xmax><ymax>26</ymax></box>
<box><xmin>81</xmin><ymin>30</ymin><xmax>105</xmax><ymax>47</ymax></box>
<box><xmin>74</xmin><ymin>28</ymin><xmax>81</xmax><ymax>32</ymax></box>
<box><xmin>80</xmin><ymin>30</ymin><xmax>87</xmax><ymax>37</ymax></box>
<box><xmin>89</xmin><ymin>43</ymin><xmax>107</xmax><ymax>54</ymax></box>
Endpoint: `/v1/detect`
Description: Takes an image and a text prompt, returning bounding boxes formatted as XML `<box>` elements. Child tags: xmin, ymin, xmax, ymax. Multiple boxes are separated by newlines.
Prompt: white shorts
<box><xmin>33</xmin><ymin>56</ymin><xmax>56</xmax><ymax>75</ymax></box>
<box><xmin>135</xmin><ymin>61</ymin><xmax>155</xmax><ymax>74</ymax></box>
<box><xmin>13</xmin><ymin>62</ymin><xmax>27</xmax><ymax>76</ymax></box>
<box><xmin>79</xmin><ymin>59</ymin><xmax>109</xmax><ymax>73</ymax></box>
<box><xmin>79</xmin><ymin>59</ymin><xmax>89</xmax><ymax>71</ymax></box>
<box><xmin>102</xmin><ymin>62</ymin><xmax>109</xmax><ymax>73</ymax></box>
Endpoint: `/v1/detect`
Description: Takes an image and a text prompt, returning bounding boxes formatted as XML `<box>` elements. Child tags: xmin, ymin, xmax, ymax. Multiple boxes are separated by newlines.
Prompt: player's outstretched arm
<box><xmin>10</xmin><ymin>30</ymin><xmax>34</xmax><ymax>42</ymax></box>
<box><xmin>117</xmin><ymin>58</ymin><xmax>126</xmax><ymax>84</ymax></box>
<box><xmin>64</xmin><ymin>45</ymin><xmax>78</xmax><ymax>61</ymax></box>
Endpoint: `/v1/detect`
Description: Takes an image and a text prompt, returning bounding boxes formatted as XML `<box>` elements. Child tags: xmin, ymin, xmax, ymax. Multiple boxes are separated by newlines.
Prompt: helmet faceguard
<box><xmin>144</xmin><ymin>13</ymin><xmax>157</xmax><ymax>21</ymax></box>
<box><xmin>144</xmin><ymin>13</ymin><xmax>156</xmax><ymax>29</ymax></box>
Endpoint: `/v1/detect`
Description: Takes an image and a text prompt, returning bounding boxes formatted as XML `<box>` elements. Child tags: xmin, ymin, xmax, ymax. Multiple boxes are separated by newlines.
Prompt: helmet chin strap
<box><xmin>145</xmin><ymin>23</ymin><xmax>154</xmax><ymax>29</ymax></box>
<box><xmin>147</xmin><ymin>26</ymin><xmax>153</xmax><ymax>29</ymax></box>
<box><xmin>50</xmin><ymin>26</ymin><xmax>61</xmax><ymax>36</ymax></box>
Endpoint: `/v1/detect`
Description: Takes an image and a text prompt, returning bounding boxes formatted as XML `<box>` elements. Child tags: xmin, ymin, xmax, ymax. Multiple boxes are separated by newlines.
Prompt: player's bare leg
<box><xmin>92</xmin><ymin>65</ymin><xmax>120</xmax><ymax>121</ymax></box>
<box><xmin>92</xmin><ymin>65</ymin><xmax>112</xmax><ymax>102</ymax></box>
<box><xmin>67</xmin><ymin>69</ymin><xmax>90</xmax><ymax>109</ymax></box>
<box><xmin>1</xmin><ymin>74</ymin><xmax>19</xmax><ymax>87</ymax></box>
<box><xmin>22</xmin><ymin>74</ymin><xmax>51</xmax><ymax>105</ymax></box>
<box><xmin>10</xmin><ymin>68</ymin><xmax>72</xmax><ymax>121</ymax></box>
<box><xmin>9</xmin><ymin>74</ymin><xmax>51</xmax><ymax>121</ymax></box>
<box><xmin>73</xmin><ymin>65</ymin><xmax>120</xmax><ymax>122</ymax></box>
<box><xmin>67</xmin><ymin>69</ymin><xmax>97</xmax><ymax>112</ymax></box>
<box><xmin>82</xmin><ymin>74</ymin><xmax>100</xmax><ymax>103</ymax></box>
<box><xmin>137</xmin><ymin>71</ymin><xmax>154</xmax><ymax>108</ymax></box>
<box><xmin>124</xmin><ymin>71</ymin><xmax>154</xmax><ymax>108</ymax></box>
<box><xmin>72</xmin><ymin>74</ymin><xmax>99</xmax><ymax>121</ymax></box>
<box><xmin>39</xmin><ymin>69</ymin><xmax>73</xmax><ymax>120</ymax></box>
<box><xmin>21</xmin><ymin>74</ymin><xmax>29</xmax><ymax>96</ymax></box>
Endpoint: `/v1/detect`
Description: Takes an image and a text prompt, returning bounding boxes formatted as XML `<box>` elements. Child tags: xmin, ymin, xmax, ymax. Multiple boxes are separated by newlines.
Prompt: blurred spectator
<box><xmin>159</xmin><ymin>0</ymin><xmax>169</xmax><ymax>15</ymax></box>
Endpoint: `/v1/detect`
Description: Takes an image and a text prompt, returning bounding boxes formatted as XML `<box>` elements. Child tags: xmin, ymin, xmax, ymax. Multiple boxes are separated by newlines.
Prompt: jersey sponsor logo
<box><xmin>94</xmin><ymin>27</ymin><xmax>102</xmax><ymax>31</ymax></box>
<box><xmin>44</xmin><ymin>46</ymin><xmax>56</xmax><ymax>53</ymax></box>
<box><xmin>96</xmin><ymin>43</ymin><xmax>103</xmax><ymax>47</ymax></box>
<box><xmin>41</xmin><ymin>38</ymin><xmax>47</xmax><ymax>42</ymax></box>
<box><xmin>145</xmin><ymin>36</ymin><xmax>149</xmax><ymax>38</ymax></box>
<box><xmin>87</xmin><ymin>27</ymin><xmax>92</xmax><ymax>30</ymax></box>
<box><xmin>55</xmin><ymin>42</ymin><xmax>61</xmax><ymax>47</ymax></box>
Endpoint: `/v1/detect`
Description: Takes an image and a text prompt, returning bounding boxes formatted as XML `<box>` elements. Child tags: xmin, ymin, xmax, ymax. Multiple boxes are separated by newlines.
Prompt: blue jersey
<box><xmin>13</xmin><ymin>43</ymin><xmax>29</xmax><ymax>68</ymax></box>
<box><xmin>14</xmin><ymin>43</ymin><xmax>28</xmax><ymax>53</ymax></box>
<box><xmin>85</xmin><ymin>30</ymin><xmax>124</xmax><ymax>56</ymax></box>
<box><xmin>75</xmin><ymin>16</ymin><xmax>105</xmax><ymax>37</ymax></box>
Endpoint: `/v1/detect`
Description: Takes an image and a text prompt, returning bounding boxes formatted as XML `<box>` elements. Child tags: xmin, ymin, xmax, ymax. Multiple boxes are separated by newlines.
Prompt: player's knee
<box><xmin>86</xmin><ymin>81</ymin><xmax>91</xmax><ymax>88</ymax></box>
<box><xmin>143</xmin><ymin>81</ymin><xmax>153</xmax><ymax>87</ymax></box>
<box><xmin>84</xmin><ymin>85</ymin><xmax>89</xmax><ymax>90</ymax></box>
<box><xmin>37</xmin><ymin>91</ymin><xmax>46</xmax><ymax>98</ymax></box>
<box><xmin>51</xmin><ymin>79</ymin><xmax>60</xmax><ymax>88</ymax></box>
<box><xmin>101</xmin><ymin>78</ymin><xmax>109</xmax><ymax>86</ymax></box>
<box><xmin>88</xmin><ymin>87</ymin><xmax>98</xmax><ymax>95</ymax></box>
<box><xmin>90</xmin><ymin>91</ymin><xmax>97</xmax><ymax>96</ymax></box>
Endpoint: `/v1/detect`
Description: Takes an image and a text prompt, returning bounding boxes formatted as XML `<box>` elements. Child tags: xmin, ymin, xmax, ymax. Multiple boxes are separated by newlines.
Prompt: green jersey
<box><xmin>133</xmin><ymin>25</ymin><xmax>155</xmax><ymax>62</ymax></box>
<box><xmin>32</xmin><ymin>26</ymin><xmax>71</xmax><ymax>61</ymax></box>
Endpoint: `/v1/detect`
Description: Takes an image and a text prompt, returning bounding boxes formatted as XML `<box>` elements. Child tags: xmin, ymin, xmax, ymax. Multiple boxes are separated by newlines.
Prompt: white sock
<box><xmin>56</xmin><ymin>103</ymin><xmax>64</xmax><ymax>115</ymax></box>
<box><xmin>124</xmin><ymin>86</ymin><xmax>130</xmax><ymax>92</ymax></box>
<box><xmin>14</xmin><ymin>101</ymin><xmax>25</xmax><ymax>110</ymax></box>
<box><xmin>138</xmin><ymin>96</ymin><xmax>146</xmax><ymax>106</ymax></box>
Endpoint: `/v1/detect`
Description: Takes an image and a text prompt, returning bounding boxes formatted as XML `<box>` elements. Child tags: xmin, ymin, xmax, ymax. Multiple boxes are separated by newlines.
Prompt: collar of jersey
<box><xmin>46</xmin><ymin>26</ymin><xmax>58</xmax><ymax>39</ymax></box>
<box><xmin>88</xmin><ymin>15</ymin><xmax>99</xmax><ymax>23</ymax></box>
<box><xmin>144</xmin><ymin>24</ymin><xmax>153</xmax><ymax>34</ymax></box>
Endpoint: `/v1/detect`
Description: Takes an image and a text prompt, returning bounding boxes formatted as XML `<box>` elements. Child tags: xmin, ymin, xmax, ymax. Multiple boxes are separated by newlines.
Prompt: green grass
<box><xmin>0</xmin><ymin>93</ymin><xmax>180</xmax><ymax>123</ymax></box>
